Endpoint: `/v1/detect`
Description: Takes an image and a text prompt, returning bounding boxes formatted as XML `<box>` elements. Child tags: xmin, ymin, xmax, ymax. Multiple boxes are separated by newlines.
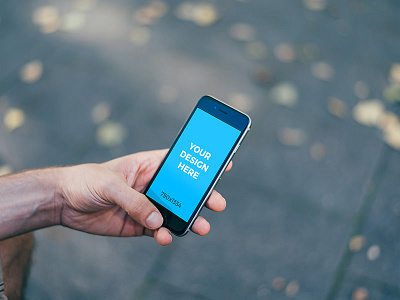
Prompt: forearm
<box><xmin>0</xmin><ymin>168</ymin><xmax>63</xmax><ymax>240</ymax></box>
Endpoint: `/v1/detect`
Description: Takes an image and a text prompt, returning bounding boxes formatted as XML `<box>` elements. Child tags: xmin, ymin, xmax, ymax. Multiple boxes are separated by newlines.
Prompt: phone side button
<box><xmin>233</xmin><ymin>143</ymin><xmax>240</xmax><ymax>155</ymax></box>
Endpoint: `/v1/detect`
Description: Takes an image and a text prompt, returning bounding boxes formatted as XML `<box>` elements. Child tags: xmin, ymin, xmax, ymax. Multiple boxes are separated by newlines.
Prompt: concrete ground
<box><xmin>0</xmin><ymin>0</ymin><xmax>400</xmax><ymax>299</ymax></box>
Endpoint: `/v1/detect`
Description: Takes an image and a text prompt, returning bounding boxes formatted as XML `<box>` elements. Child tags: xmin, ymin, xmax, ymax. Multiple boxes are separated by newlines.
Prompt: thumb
<box><xmin>106</xmin><ymin>181</ymin><xmax>163</xmax><ymax>230</ymax></box>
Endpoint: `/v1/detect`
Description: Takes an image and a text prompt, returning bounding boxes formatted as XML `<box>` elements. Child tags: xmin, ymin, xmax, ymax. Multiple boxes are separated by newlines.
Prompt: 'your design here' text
<box><xmin>178</xmin><ymin>142</ymin><xmax>211</xmax><ymax>179</ymax></box>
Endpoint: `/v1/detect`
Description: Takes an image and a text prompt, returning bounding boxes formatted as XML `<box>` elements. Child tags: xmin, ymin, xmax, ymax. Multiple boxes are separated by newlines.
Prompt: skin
<box><xmin>57</xmin><ymin>149</ymin><xmax>230</xmax><ymax>245</ymax></box>
<box><xmin>0</xmin><ymin>149</ymin><xmax>230</xmax><ymax>245</ymax></box>
<box><xmin>0</xmin><ymin>149</ymin><xmax>231</xmax><ymax>299</ymax></box>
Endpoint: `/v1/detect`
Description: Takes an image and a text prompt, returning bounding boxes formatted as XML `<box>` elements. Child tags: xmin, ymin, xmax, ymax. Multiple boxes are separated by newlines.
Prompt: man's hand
<box><xmin>58</xmin><ymin>149</ymin><xmax>229</xmax><ymax>246</ymax></box>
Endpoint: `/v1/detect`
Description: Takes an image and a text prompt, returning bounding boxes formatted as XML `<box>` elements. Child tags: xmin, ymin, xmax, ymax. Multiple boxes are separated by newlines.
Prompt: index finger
<box><xmin>225</xmin><ymin>161</ymin><xmax>233</xmax><ymax>172</ymax></box>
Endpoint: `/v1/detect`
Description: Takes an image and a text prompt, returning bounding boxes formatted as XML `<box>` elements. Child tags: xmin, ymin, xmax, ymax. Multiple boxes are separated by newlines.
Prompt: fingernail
<box><xmin>146</xmin><ymin>211</ymin><xmax>163</xmax><ymax>229</ymax></box>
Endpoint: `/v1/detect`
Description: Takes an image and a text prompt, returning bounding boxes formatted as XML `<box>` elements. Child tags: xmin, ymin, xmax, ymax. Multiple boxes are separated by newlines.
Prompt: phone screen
<box><xmin>145</xmin><ymin>107</ymin><xmax>241</xmax><ymax>222</ymax></box>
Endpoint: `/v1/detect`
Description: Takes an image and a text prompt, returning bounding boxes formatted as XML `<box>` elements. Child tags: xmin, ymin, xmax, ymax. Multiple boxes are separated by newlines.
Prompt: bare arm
<box><xmin>0</xmin><ymin>168</ymin><xmax>62</xmax><ymax>240</ymax></box>
<box><xmin>0</xmin><ymin>150</ymin><xmax>229</xmax><ymax>246</ymax></box>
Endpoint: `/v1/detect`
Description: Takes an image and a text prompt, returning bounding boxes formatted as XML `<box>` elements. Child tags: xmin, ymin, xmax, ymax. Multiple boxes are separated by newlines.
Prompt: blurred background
<box><xmin>1</xmin><ymin>0</ymin><xmax>400</xmax><ymax>299</ymax></box>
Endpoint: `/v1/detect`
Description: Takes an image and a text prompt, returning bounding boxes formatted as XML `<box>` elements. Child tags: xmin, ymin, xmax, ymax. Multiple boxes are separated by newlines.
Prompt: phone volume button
<box><xmin>233</xmin><ymin>144</ymin><xmax>240</xmax><ymax>153</ymax></box>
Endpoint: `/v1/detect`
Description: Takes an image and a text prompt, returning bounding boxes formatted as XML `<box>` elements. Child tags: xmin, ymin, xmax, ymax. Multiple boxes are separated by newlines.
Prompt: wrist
<box><xmin>0</xmin><ymin>167</ymin><xmax>64</xmax><ymax>239</ymax></box>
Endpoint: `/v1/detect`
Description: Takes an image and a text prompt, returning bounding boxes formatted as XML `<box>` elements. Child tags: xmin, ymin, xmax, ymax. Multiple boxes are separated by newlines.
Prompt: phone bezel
<box><xmin>144</xmin><ymin>95</ymin><xmax>251</xmax><ymax>236</ymax></box>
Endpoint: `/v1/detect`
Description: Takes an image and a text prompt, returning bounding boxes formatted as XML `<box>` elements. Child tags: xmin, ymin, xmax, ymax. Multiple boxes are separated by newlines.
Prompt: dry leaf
<box><xmin>61</xmin><ymin>12</ymin><xmax>86</xmax><ymax>32</ymax></box>
<box><xmin>20</xmin><ymin>60</ymin><xmax>43</xmax><ymax>83</ymax></box>
<box><xmin>352</xmin><ymin>99</ymin><xmax>385</xmax><ymax>127</ymax></box>
<box><xmin>96</xmin><ymin>121</ymin><xmax>128</xmax><ymax>147</ymax></box>
<box><xmin>303</xmin><ymin>0</ymin><xmax>328</xmax><ymax>11</ymax></box>
<box><xmin>270</xmin><ymin>82</ymin><xmax>298</xmax><ymax>107</ymax></box>
<box><xmin>32</xmin><ymin>6</ymin><xmax>60</xmax><ymax>34</ymax></box>
<box><xmin>133</xmin><ymin>1</ymin><xmax>168</xmax><ymax>25</ymax></box>
<box><xmin>285</xmin><ymin>280</ymin><xmax>300</xmax><ymax>297</ymax></box>
<box><xmin>253</xmin><ymin>66</ymin><xmax>272</xmax><ymax>85</ymax></box>
<box><xmin>328</xmin><ymin>97</ymin><xmax>347</xmax><ymax>118</ymax></box>
<box><xmin>383</xmin><ymin>121</ymin><xmax>400</xmax><ymax>150</ymax></box>
<box><xmin>175</xmin><ymin>2</ymin><xmax>218</xmax><ymax>27</ymax></box>
<box><xmin>271</xmin><ymin>277</ymin><xmax>286</xmax><ymax>291</ymax></box>
<box><xmin>349</xmin><ymin>235</ymin><xmax>365</xmax><ymax>252</ymax></box>
<box><xmin>4</xmin><ymin>108</ymin><xmax>26</xmax><ymax>132</ymax></box>
<box><xmin>366</xmin><ymin>245</ymin><xmax>380</xmax><ymax>261</ymax></box>
<box><xmin>390</xmin><ymin>63</ymin><xmax>400</xmax><ymax>84</ymax></box>
<box><xmin>274</xmin><ymin>43</ymin><xmax>295</xmax><ymax>63</ymax></box>
<box><xmin>278</xmin><ymin>128</ymin><xmax>306</xmax><ymax>147</ymax></box>
<box><xmin>311</xmin><ymin>62</ymin><xmax>334</xmax><ymax>81</ymax></box>
<box><xmin>352</xmin><ymin>287</ymin><xmax>369</xmax><ymax>300</ymax></box>
<box><xmin>91</xmin><ymin>102</ymin><xmax>111</xmax><ymax>124</ymax></box>
<box><xmin>228</xmin><ymin>23</ymin><xmax>256</xmax><ymax>42</ymax></box>
<box><xmin>228</xmin><ymin>93</ymin><xmax>254</xmax><ymax>113</ymax></box>
<box><xmin>0</xmin><ymin>165</ymin><xmax>13</xmax><ymax>176</ymax></box>
<box><xmin>383</xmin><ymin>83</ymin><xmax>400</xmax><ymax>103</ymax></box>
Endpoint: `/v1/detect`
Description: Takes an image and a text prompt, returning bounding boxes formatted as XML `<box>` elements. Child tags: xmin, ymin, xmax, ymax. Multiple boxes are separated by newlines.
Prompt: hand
<box><xmin>58</xmin><ymin>149</ymin><xmax>230</xmax><ymax>246</ymax></box>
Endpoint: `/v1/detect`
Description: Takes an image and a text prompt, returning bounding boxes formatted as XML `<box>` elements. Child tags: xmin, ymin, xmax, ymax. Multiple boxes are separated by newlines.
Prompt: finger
<box><xmin>107</xmin><ymin>181</ymin><xmax>163</xmax><ymax>230</ymax></box>
<box><xmin>191</xmin><ymin>215</ymin><xmax>210</xmax><ymax>236</ymax></box>
<box><xmin>153</xmin><ymin>227</ymin><xmax>173</xmax><ymax>246</ymax></box>
<box><xmin>205</xmin><ymin>190</ymin><xmax>226</xmax><ymax>212</ymax></box>
<box><xmin>225</xmin><ymin>161</ymin><xmax>233</xmax><ymax>172</ymax></box>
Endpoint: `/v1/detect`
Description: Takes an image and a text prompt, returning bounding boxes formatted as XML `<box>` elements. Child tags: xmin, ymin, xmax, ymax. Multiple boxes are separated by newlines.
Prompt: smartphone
<box><xmin>144</xmin><ymin>95</ymin><xmax>251</xmax><ymax>236</ymax></box>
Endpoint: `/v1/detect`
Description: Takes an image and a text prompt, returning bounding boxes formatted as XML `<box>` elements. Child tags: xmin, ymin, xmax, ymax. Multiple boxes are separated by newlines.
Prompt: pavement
<box><xmin>0</xmin><ymin>0</ymin><xmax>400</xmax><ymax>299</ymax></box>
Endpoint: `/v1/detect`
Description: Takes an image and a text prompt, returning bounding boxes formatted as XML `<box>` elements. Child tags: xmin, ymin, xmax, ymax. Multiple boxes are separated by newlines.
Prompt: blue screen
<box><xmin>145</xmin><ymin>108</ymin><xmax>241</xmax><ymax>222</ymax></box>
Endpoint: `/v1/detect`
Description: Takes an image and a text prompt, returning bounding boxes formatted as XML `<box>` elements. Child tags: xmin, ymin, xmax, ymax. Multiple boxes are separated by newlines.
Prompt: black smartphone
<box><xmin>144</xmin><ymin>95</ymin><xmax>251</xmax><ymax>236</ymax></box>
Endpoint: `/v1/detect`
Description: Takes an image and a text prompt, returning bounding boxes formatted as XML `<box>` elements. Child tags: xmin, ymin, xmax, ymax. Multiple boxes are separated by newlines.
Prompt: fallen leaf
<box><xmin>4</xmin><ymin>108</ymin><xmax>26</xmax><ymax>132</ymax></box>
<box><xmin>32</xmin><ymin>5</ymin><xmax>60</xmax><ymax>34</ymax></box>
<box><xmin>270</xmin><ymin>82</ymin><xmax>298</xmax><ymax>107</ymax></box>
<box><xmin>390</xmin><ymin>63</ymin><xmax>400</xmax><ymax>84</ymax></box>
<box><xmin>349</xmin><ymin>235</ymin><xmax>365</xmax><ymax>252</ymax></box>
<box><xmin>352</xmin><ymin>287</ymin><xmax>369</xmax><ymax>300</ymax></box>
<box><xmin>20</xmin><ymin>60</ymin><xmax>43</xmax><ymax>83</ymax></box>
<box><xmin>311</xmin><ymin>61</ymin><xmax>334</xmax><ymax>81</ymax></box>
<box><xmin>175</xmin><ymin>2</ymin><xmax>218</xmax><ymax>27</ymax></box>
<box><xmin>96</xmin><ymin>121</ymin><xmax>128</xmax><ymax>147</ymax></box>
<box><xmin>228</xmin><ymin>93</ymin><xmax>254</xmax><ymax>113</ymax></box>
<box><xmin>228</xmin><ymin>23</ymin><xmax>256</xmax><ymax>42</ymax></box>
<box><xmin>91</xmin><ymin>102</ymin><xmax>111</xmax><ymax>124</ymax></box>
<box><xmin>61</xmin><ymin>11</ymin><xmax>86</xmax><ymax>32</ymax></box>
<box><xmin>302</xmin><ymin>0</ymin><xmax>328</xmax><ymax>11</ymax></box>
<box><xmin>367</xmin><ymin>245</ymin><xmax>380</xmax><ymax>261</ymax></box>
<box><xmin>271</xmin><ymin>277</ymin><xmax>286</xmax><ymax>291</ymax></box>
<box><xmin>352</xmin><ymin>99</ymin><xmax>385</xmax><ymax>127</ymax></box>
<box><xmin>0</xmin><ymin>165</ymin><xmax>13</xmax><ymax>176</ymax></box>
<box><xmin>383</xmin><ymin>84</ymin><xmax>400</xmax><ymax>103</ymax></box>
<box><xmin>274</xmin><ymin>43</ymin><xmax>295</xmax><ymax>63</ymax></box>
<box><xmin>328</xmin><ymin>97</ymin><xmax>347</xmax><ymax>118</ymax></box>
<box><xmin>133</xmin><ymin>1</ymin><xmax>168</xmax><ymax>25</ymax></box>
<box><xmin>253</xmin><ymin>66</ymin><xmax>272</xmax><ymax>85</ymax></box>
<box><xmin>285</xmin><ymin>280</ymin><xmax>300</xmax><ymax>297</ymax></box>
<box><xmin>278</xmin><ymin>128</ymin><xmax>306</xmax><ymax>147</ymax></box>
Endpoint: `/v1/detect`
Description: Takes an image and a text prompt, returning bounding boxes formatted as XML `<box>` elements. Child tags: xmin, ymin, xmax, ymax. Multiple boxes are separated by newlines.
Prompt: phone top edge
<box><xmin>201</xmin><ymin>95</ymin><xmax>252</xmax><ymax>125</ymax></box>
<box><xmin>198</xmin><ymin>95</ymin><xmax>252</xmax><ymax>131</ymax></box>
